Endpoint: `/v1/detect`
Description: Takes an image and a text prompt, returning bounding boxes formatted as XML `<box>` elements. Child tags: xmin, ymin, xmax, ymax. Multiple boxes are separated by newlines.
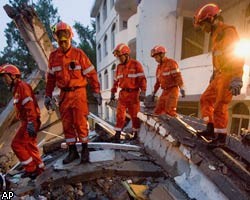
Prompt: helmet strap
<box><xmin>124</xmin><ymin>54</ymin><xmax>129</xmax><ymax>64</ymax></box>
<box><xmin>7</xmin><ymin>74</ymin><xmax>16</xmax><ymax>92</ymax></box>
<box><xmin>159</xmin><ymin>53</ymin><xmax>165</xmax><ymax>64</ymax></box>
<box><xmin>119</xmin><ymin>54</ymin><xmax>129</xmax><ymax>64</ymax></box>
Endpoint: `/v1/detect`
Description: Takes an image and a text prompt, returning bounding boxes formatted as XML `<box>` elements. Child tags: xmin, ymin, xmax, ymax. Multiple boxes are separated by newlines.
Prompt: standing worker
<box><xmin>0</xmin><ymin>64</ymin><xmax>44</xmax><ymax>179</ymax></box>
<box><xmin>110</xmin><ymin>43</ymin><xmax>147</xmax><ymax>142</ymax></box>
<box><xmin>44</xmin><ymin>21</ymin><xmax>102</xmax><ymax>164</ymax></box>
<box><xmin>194</xmin><ymin>3</ymin><xmax>244</xmax><ymax>146</ymax></box>
<box><xmin>151</xmin><ymin>45</ymin><xmax>185</xmax><ymax>116</ymax></box>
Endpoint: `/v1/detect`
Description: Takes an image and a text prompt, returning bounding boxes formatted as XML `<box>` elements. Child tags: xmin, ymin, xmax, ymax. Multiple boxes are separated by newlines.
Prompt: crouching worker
<box><xmin>0</xmin><ymin>64</ymin><xmax>44</xmax><ymax>179</ymax></box>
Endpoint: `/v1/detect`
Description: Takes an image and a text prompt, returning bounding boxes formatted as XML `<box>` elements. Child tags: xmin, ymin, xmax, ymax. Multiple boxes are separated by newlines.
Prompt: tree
<box><xmin>73</xmin><ymin>20</ymin><xmax>96</xmax><ymax>66</ymax></box>
<box><xmin>0</xmin><ymin>0</ymin><xmax>59</xmax><ymax>75</ymax></box>
<box><xmin>73</xmin><ymin>21</ymin><xmax>97</xmax><ymax>105</ymax></box>
<box><xmin>0</xmin><ymin>0</ymin><xmax>59</xmax><ymax>107</ymax></box>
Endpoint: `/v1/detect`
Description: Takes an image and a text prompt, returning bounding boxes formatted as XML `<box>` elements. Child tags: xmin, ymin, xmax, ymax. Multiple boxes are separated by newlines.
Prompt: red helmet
<box><xmin>194</xmin><ymin>3</ymin><xmax>221</xmax><ymax>26</ymax></box>
<box><xmin>113</xmin><ymin>43</ymin><xmax>130</xmax><ymax>57</ymax></box>
<box><xmin>151</xmin><ymin>45</ymin><xmax>167</xmax><ymax>57</ymax></box>
<box><xmin>0</xmin><ymin>64</ymin><xmax>21</xmax><ymax>76</ymax></box>
<box><xmin>53</xmin><ymin>21</ymin><xmax>73</xmax><ymax>40</ymax></box>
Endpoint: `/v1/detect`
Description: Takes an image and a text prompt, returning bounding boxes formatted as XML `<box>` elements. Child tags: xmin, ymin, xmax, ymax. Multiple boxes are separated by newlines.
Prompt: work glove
<box><xmin>44</xmin><ymin>96</ymin><xmax>52</xmax><ymax>110</ymax></box>
<box><xmin>27</xmin><ymin>122</ymin><xmax>36</xmax><ymax>137</ymax></box>
<box><xmin>93</xmin><ymin>93</ymin><xmax>102</xmax><ymax>105</ymax></box>
<box><xmin>139</xmin><ymin>91</ymin><xmax>146</xmax><ymax>102</ymax></box>
<box><xmin>180</xmin><ymin>88</ymin><xmax>185</xmax><ymax>98</ymax></box>
<box><xmin>110</xmin><ymin>93</ymin><xmax>115</xmax><ymax>102</ymax></box>
<box><xmin>229</xmin><ymin>77</ymin><xmax>243</xmax><ymax>96</ymax></box>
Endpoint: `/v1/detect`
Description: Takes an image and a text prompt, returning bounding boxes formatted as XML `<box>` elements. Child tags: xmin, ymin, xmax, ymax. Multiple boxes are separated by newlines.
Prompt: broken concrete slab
<box><xmin>198</xmin><ymin>161</ymin><xmax>250</xmax><ymax>200</ymax></box>
<box><xmin>174</xmin><ymin>164</ymin><xmax>228</xmax><ymax>200</ymax></box>
<box><xmin>226</xmin><ymin>135</ymin><xmax>250</xmax><ymax>164</ymax></box>
<box><xmin>89</xmin><ymin>150</ymin><xmax>115</xmax><ymax>163</ymax></box>
<box><xmin>106</xmin><ymin>160</ymin><xmax>163</xmax><ymax>177</ymax></box>
<box><xmin>149</xmin><ymin>180</ymin><xmax>190</xmax><ymax>200</ymax></box>
<box><xmin>149</xmin><ymin>184</ymin><xmax>175</xmax><ymax>200</ymax></box>
<box><xmin>212</xmin><ymin>148</ymin><xmax>250</xmax><ymax>185</ymax></box>
<box><xmin>120</xmin><ymin>151</ymin><xmax>149</xmax><ymax>161</ymax></box>
<box><xmin>51</xmin><ymin>149</ymin><xmax>121</xmax><ymax>172</ymax></box>
<box><xmin>61</xmin><ymin>142</ymin><xmax>141</xmax><ymax>151</ymax></box>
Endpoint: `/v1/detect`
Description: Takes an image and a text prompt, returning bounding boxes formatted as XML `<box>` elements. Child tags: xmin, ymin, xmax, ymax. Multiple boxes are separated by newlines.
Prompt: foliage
<box><xmin>0</xmin><ymin>0</ymin><xmax>59</xmax><ymax>74</ymax></box>
<box><xmin>73</xmin><ymin>20</ymin><xmax>96</xmax><ymax>66</ymax></box>
<box><xmin>0</xmin><ymin>0</ymin><xmax>59</xmax><ymax>107</ymax></box>
<box><xmin>73</xmin><ymin>20</ymin><xmax>97</xmax><ymax>104</ymax></box>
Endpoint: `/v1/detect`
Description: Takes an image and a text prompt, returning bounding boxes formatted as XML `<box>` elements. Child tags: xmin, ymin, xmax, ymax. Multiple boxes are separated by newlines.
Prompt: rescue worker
<box><xmin>0</xmin><ymin>64</ymin><xmax>44</xmax><ymax>179</ymax></box>
<box><xmin>151</xmin><ymin>45</ymin><xmax>185</xmax><ymax>116</ymax></box>
<box><xmin>110</xmin><ymin>43</ymin><xmax>147</xmax><ymax>142</ymax></box>
<box><xmin>44</xmin><ymin>21</ymin><xmax>102</xmax><ymax>164</ymax></box>
<box><xmin>193</xmin><ymin>3</ymin><xmax>244</xmax><ymax>146</ymax></box>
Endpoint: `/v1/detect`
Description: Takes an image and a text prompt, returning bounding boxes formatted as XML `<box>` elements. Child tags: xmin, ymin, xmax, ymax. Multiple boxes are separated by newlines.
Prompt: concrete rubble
<box><xmin>137</xmin><ymin>111</ymin><xmax>250</xmax><ymax>200</ymax></box>
<box><xmin>0</xmin><ymin>106</ymin><xmax>249</xmax><ymax>200</ymax></box>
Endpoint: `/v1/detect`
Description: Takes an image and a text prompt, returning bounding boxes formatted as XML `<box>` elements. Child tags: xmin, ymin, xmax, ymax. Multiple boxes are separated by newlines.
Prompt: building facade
<box><xmin>91</xmin><ymin>0</ymin><xmax>250</xmax><ymax>135</ymax></box>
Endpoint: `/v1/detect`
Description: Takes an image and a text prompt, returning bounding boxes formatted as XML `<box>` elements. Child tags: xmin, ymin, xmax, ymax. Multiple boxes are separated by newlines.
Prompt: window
<box><xmin>181</xmin><ymin>17</ymin><xmax>206</xmax><ymax>59</ymax></box>
<box><xmin>111</xmin><ymin>109</ymin><xmax>116</xmax><ymax>124</ymax></box>
<box><xmin>105</xmin><ymin>106</ymin><xmax>109</xmax><ymax>121</ymax></box>
<box><xmin>110</xmin><ymin>0</ymin><xmax>114</xmax><ymax>9</ymax></box>
<box><xmin>230</xmin><ymin>103</ymin><xmax>250</xmax><ymax>135</ymax></box>
<box><xmin>99</xmin><ymin>73</ymin><xmax>102</xmax><ymax>90</ymax></box>
<box><xmin>99</xmin><ymin>104</ymin><xmax>103</xmax><ymax>118</ymax></box>
<box><xmin>97</xmin><ymin>13</ymin><xmax>100</xmax><ymax>32</ymax></box>
<box><xmin>111</xmin><ymin>23</ymin><xmax>116</xmax><ymax>50</ymax></box>
<box><xmin>104</xmin><ymin>35</ymin><xmax>108</xmax><ymax>56</ymax></box>
<box><xmin>123</xmin><ymin>20</ymin><xmax>127</xmax><ymax>29</ymax></box>
<box><xmin>103</xmin><ymin>0</ymin><xmax>107</xmax><ymax>22</ymax></box>
<box><xmin>97</xmin><ymin>44</ymin><xmax>102</xmax><ymax>62</ymax></box>
<box><xmin>111</xmin><ymin>63</ymin><xmax>116</xmax><ymax>86</ymax></box>
<box><xmin>104</xmin><ymin>69</ymin><xmax>109</xmax><ymax>89</ymax></box>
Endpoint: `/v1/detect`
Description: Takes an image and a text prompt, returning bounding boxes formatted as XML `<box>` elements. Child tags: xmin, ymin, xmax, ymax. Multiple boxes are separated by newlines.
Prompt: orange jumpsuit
<box><xmin>200</xmin><ymin>23</ymin><xmax>244</xmax><ymax>134</ymax></box>
<box><xmin>111</xmin><ymin>59</ymin><xmax>146</xmax><ymax>132</ymax></box>
<box><xmin>153</xmin><ymin>57</ymin><xmax>184</xmax><ymax>116</ymax></box>
<box><xmin>11</xmin><ymin>80</ymin><xmax>44</xmax><ymax>173</ymax></box>
<box><xmin>45</xmin><ymin>46</ymin><xmax>100</xmax><ymax>144</ymax></box>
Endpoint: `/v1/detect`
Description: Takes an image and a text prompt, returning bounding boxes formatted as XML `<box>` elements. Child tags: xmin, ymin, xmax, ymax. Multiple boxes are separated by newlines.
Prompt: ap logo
<box><xmin>0</xmin><ymin>191</ymin><xmax>15</xmax><ymax>200</ymax></box>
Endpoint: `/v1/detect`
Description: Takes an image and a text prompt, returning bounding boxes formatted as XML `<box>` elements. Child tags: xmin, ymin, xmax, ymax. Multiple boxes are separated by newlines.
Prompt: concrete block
<box><xmin>174</xmin><ymin>164</ymin><xmax>228</xmax><ymax>200</ymax></box>
<box><xmin>139</xmin><ymin>124</ymin><xmax>148</xmax><ymax>142</ymax></box>
<box><xmin>165</xmin><ymin>134</ymin><xmax>176</xmax><ymax>143</ymax></box>
<box><xmin>152</xmin><ymin>134</ymin><xmax>162</xmax><ymax>154</ymax></box>
<box><xmin>106</xmin><ymin>160</ymin><xmax>163</xmax><ymax>177</ymax></box>
<box><xmin>147</xmin><ymin>117</ymin><xmax>156</xmax><ymax>127</ymax></box>
<box><xmin>89</xmin><ymin>150</ymin><xmax>115</xmax><ymax>163</ymax></box>
<box><xmin>159</xmin><ymin>126</ymin><xmax>167</xmax><ymax>137</ymax></box>
<box><xmin>179</xmin><ymin>145</ymin><xmax>191</xmax><ymax>159</ymax></box>
<box><xmin>149</xmin><ymin>184</ymin><xmax>175</xmax><ymax>200</ymax></box>
<box><xmin>164</xmin><ymin>146</ymin><xmax>190</xmax><ymax>176</ymax></box>
<box><xmin>158</xmin><ymin>139</ymin><xmax>169</xmax><ymax>158</ymax></box>
<box><xmin>144</xmin><ymin>131</ymin><xmax>156</xmax><ymax>150</ymax></box>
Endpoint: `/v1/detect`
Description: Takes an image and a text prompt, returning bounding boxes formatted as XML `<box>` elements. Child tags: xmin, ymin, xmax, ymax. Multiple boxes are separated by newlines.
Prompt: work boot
<box><xmin>197</xmin><ymin>123</ymin><xmax>215</xmax><ymax>139</ymax></box>
<box><xmin>132</xmin><ymin>131</ymin><xmax>138</xmax><ymax>140</ymax></box>
<box><xmin>21</xmin><ymin>170</ymin><xmax>39</xmax><ymax>180</ymax></box>
<box><xmin>111</xmin><ymin>131</ymin><xmax>121</xmax><ymax>143</ymax></box>
<box><xmin>80</xmin><ymin>143</ymin><xmax>89</xmax><ymax>163</ymax></box>
<box><xmin>63</xmin><ymin>144</ymin><xmax>79</xmax><ymax>164</ymax></box>
<box><xmin>208</xmin><ymin>133</ymin><xmax>227</xmax><ymax>148</ymax></box>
